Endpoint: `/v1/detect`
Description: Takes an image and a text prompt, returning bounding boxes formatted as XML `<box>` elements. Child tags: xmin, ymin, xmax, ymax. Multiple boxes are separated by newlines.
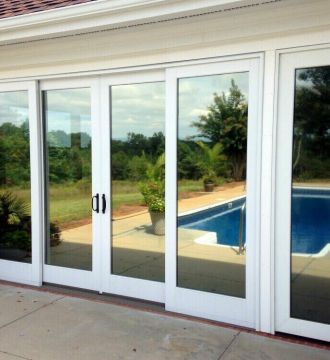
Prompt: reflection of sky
<box><xmin>45</xmin><ymin>88</ymin><xmax>91</xmax><ymax>148</ymax></box>
<box><xmin>45</xmin><ymin>88</ymin><xmax>91</xmax><ymax>134</ymax></box>
<box><xmin>0</xmin><ymin>91</ymin><xmax>29</xmax><ymax>126</ymax></box>
<box><xmin>296</xmin><ymin>69</ymin><xmax>314</xmax><ymax>89</ymax></box>
<box><xmin>46</xmin><ymin>111</ymin><xmax>91</xmax><ymax>135</ymax></box>
<box><xmin>179</xmin><ymin>72</ymin><xmax>249</xmax><ymax>139</ymax></box>
<box><xmin>112</xmin><ymin>82</ymin><xmax>165</xmax><ymax>139</ymax></box>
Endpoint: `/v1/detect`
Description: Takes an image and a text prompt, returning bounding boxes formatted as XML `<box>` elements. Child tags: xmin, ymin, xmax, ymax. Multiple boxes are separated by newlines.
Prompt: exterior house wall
<box><xmin>0</xmin><ymin>0</ymin><xmax>329</xmax><ymax>79</ymax></box>
<box><xmin>0</xmin><ymin>0</ymin><xmax>329</xmax><ymax>340</ymax></box>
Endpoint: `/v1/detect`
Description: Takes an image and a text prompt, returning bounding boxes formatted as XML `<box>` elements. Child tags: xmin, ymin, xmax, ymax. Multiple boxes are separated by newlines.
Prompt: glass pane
<box><xmin>44</xmin><ymin>88</ymin><xmax>92</xmax><ymax>271</ymax></box>
<box><xmin>111</xmin><ymin>82</ymin><xmax>165</xmax><ymax>282</ymax></box>
<box><xmin>177</xmin><ymin>73</ymin><xmax>249</xmax><ymax>297</ymax></box>
<box><xmin>0</xmin><ymin>91</ymin><xmax>31</xmax><ymax>263</ymax></box>
<box><xmin>291</xmin><ymin>66</ymin><xmax>330</xmax><ymax>324</ymax></box>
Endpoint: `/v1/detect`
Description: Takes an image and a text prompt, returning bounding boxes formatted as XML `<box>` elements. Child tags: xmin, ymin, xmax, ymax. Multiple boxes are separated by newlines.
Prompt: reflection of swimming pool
<box><xmin>292</xmin><ymin>188</ymin><xmax>330</xmax><ymax>254</ymax></box>
<box><xmin>178</xmin><ymin>197</ymin><xmax>246</xmax><ymax>248</ymax></box>
<box><xmin>178</xmin><ymin>188</ymin><xmax>330</xmax><ymax>255</ymax></box>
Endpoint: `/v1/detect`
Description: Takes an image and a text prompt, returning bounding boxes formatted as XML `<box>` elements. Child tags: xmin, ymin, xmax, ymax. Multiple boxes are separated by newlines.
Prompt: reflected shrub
<box><xmin>139</xmin><ymin>153</ymin><xmax>165</xmax><ymax>213</ymax></box>
<box><xmin>0</xmin><ymin>191</ymin><xmax>61</xmax><ymax>251</ymax></box>
<box><xmin>139</xmin><ymin>180</ymin><xmax>165</xmax><ymax>213</ymax></box>
<box><xmin>0</xmin><ymin>191</ymin><xmax>31</xmax><ymax>251</ymax></box>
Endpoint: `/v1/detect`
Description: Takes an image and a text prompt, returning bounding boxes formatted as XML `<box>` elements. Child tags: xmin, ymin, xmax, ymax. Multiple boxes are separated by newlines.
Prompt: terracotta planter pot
<box><xmin>204</xmin><ymin>182</ymin><xmax>215</xmax><ymax>192</ymax></box>
<box><xmin>149</xmin><ymin>211</ymin><xmax>165</xmax><ymax>236</ymax></box>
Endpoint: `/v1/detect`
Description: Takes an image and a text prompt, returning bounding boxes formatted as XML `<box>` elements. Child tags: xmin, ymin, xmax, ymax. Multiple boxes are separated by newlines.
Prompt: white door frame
<box><xmin>40</xmin><ymin>77</ymin><xmax>102</xmax><ymax>291</ymax></box>
<box><xmin>99</xmin><ymin>71</ymin><xmax>165</xmax><ymax>302</ymax></box>
<box><xmin>275</xmin><ymin>47</ymin><xmax>330</xmax><ymax>342</ymax></box>
<box><xmin>0</xmin><ymin>81</ymin><xmax>42</xmax><ymax>286</ymax></box>
<box><xmin>165</xmin><ymin>56</ymin><xmax>262</xmax><ymax>328</ymax></box>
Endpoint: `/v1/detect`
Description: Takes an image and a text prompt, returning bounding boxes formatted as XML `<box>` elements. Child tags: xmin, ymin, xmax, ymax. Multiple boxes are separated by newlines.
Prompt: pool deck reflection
<box><xmin>49</xmin><ymin>182</ymin><xmax>329</xmax><ymax>318</ymax></box>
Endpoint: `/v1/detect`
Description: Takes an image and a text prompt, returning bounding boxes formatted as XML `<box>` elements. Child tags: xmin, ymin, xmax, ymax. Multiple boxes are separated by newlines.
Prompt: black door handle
<box><xmin>102</xmin><ymin>194</ymin><xmax>106</xmax><ymax>214</ymax></box>
<box><xmin>92</xmin><ymin>193</ymin><xmax>99</xmax><ymax>213</ymax></box>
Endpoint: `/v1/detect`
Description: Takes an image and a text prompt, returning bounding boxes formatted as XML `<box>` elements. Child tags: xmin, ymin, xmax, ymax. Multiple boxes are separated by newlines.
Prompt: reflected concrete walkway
<box><xmin>49</xmin><ymin>183</ymin><xmax>246</xmax><ymax>284</ymax></box>
<box><xmin>49</xmin><ymin>182</ymin><xmax>330</xmax><ymax>310</ymax></box>
<box><xmin>0</xmin><ymin>283</ymin><xmax>328</xmax><ymax>360</ymax></box>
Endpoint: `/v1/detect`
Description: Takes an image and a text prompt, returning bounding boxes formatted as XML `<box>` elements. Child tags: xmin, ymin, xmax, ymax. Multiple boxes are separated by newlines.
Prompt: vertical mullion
<box><xmin>165</xmin><ymin>69</ymin><xmax>178</xmax><ymax>309</ymax></box>
<box><xmin>91</xmin><ymin>78</ymin><xmax>102</xmax><ymax>292</ymax></box>
<box><xmin>29</xmin><ymin>81</ymin><xmax>43</xmax><ymax>286</ymax></box>
<box><xmin>99</xmin><ymin>78</ymin><xmax>112</xmax><ymax>293</ymax></box>
<box><xmin>259</xmin><ymin>50</ymin><xmax>276</xmax><ymax>334</ymax></box>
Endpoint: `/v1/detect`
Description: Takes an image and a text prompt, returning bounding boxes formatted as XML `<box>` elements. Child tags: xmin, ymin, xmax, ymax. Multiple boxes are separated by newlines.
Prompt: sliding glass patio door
<box><xmin>37</xmin><ymin>59</ymin><xmax>262</xmax><ymax>325</ymax></box>
<box><xmin>166</xmin><ymin>57</ymin><xmax>262</xmax><ymax>327</ymax></box>
<box><xmin>41</xmin><ymin>78</ymin><xmax>102</xmax><ymax>290</ymax></box>
<box><xmin>275</xmin><ymin>48</ymin><xmax>330</xmax><ymax>342</ymax></box>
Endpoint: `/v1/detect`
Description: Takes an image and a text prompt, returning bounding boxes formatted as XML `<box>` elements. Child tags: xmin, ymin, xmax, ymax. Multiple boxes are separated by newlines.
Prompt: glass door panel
<box><xmin>43</xmin><ymin>88</ymin><xmax>92</xmax><ymax>271</ymax></box>
<box><xmin>177</xmin><ymin>73</ymin><xmax>248</xmax><ymax>298</ymax></box>
<box><xmin>291</xmin><ymin>66</ymin><xmax>330</xmax><ymax>325</ymax></box>
<box><xmin>111</xmin><ymin>82</ymin><xmax>165</xmax><ymax>282</ymax></box>
<box><xmin>0</xmin><ymin>91</ymin><xmax>31</xmax><ymax>263</ymax></box>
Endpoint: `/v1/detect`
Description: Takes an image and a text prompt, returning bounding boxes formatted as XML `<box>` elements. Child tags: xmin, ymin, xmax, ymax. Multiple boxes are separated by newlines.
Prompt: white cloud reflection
<box><xmin>44</xmin><ymin>88</ymin><xmax>91</xmax><ymax>136</ymax></box>
<box><xmin>111</xmin><ymin>82</ymin><xmax>165</xmax><ymax>139</ymax></box>
<box><xmin>0</xmin><ymin>91</ymin><xmax>29</xmax><ymax>126</ymax></box>
<box><xmin>1</xmin><ymin>75</ymin><xmax>249</xmax><ymax>142</ymax></box>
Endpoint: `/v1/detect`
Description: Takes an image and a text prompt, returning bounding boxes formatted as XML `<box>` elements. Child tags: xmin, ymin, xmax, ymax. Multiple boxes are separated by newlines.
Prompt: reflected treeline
<box><xmin>47</xmin><ymin>130</ymin><xmax>91</xmax><ymax>184</ymax></box>
<box><xmin>111</xmin><ymin>80</ymin><xmax>249</xmax><ymax>186</ymax></box>
<box><xmin>293</xmin><ymin>67</ymin><xmax>330</xmax><ymax>181</ymax></box>
<box><xmin>0</xmin><ymin>121</ymin><xmax>30</xmax><ymax>186</ymax></box>
<box><xmin>112</xmin><ymin>132</ymin><xmax>165</xmax><ymax>181</ymax></box>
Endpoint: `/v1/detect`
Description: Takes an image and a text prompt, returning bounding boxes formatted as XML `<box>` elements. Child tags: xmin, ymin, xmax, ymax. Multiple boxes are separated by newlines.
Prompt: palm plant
<box><xmin>0</xmin><ymin>191</ymin><xmax>31</xmax><ymax>251</ymax></box>
<box><xmin>0</xmin><ymin>191</ymin><xmax>61</xmax><ymax>251</ymax></box>
<box><xmin>196</xmin><ymin>141</ymin><xmax>226</xmax><ymax>185</ymax></box>
<box><xmin>0</xmin><ymin>191</ymin><xmax>29</xmax><ymax>228</ymax></box>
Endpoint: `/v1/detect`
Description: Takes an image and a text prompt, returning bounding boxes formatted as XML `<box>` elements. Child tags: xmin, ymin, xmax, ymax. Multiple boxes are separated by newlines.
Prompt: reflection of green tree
<box><xmin>0</xmin><ymin>191</ymin><xmax>61</xmax><ymax>252</ymax></box>
<box><xmin>48</xmin><ymin>131</ymin><xmax>91</xmax><ymax>184</ymax></box>
<box><xmin>192</xmin><ymin>80</ymin><xmax>248</xmax><ymax>181</ymax></box>
<box><xmin>0</xmin><ymin>191</ymin><xmax>31</xmax><ymax>251</ymax></box>
<box><xmin>178</xmin><ymin>141</ymin><xmax>203</xmax><ymax>180</ymax></box>
<box><xmin>293</xmin><ymin>67</ymin><xmax>330</xmax><ymax>180</ymax></box>
<box><xmin>196</xmin><ymin>142</ymin><xmax>226</xmax><ymax>184</ymax></box>
<box><xmin>0</xmin><ymin>122</ymin><xmax>30</xmax><ymax>186</ymax></box>
<box><xmin>111</xmin><ymin>132</ymin><xmax>165</xmax><ymax>181</ymax></box>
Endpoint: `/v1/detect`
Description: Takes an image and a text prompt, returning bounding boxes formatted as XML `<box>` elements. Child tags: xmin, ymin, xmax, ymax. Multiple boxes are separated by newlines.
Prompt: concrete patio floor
<box><xmin>0</xmin><ymin>284</ymin><xmax>329</xmax><ymax>360</ymax></box>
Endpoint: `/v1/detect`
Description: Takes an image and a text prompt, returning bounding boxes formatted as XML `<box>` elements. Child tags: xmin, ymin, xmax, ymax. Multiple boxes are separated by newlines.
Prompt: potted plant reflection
<box><xmin>139</xmin><ymin>154</ymin><xmax>165</xmax><ymax>236</ymax></box>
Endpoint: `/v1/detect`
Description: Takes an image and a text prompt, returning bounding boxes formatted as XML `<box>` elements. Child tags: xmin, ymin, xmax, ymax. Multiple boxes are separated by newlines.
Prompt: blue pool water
<box><xmin>178</xmin><ymin>188</ymin><xmax>330</xmax><ymax>254</ymax></box>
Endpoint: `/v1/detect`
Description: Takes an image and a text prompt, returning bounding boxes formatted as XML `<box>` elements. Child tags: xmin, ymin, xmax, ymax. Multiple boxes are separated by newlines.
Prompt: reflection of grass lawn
<box><xmin>5</xmin><ymin>180</ymin><xmax>205</xmax><ymax>226</ymax></box>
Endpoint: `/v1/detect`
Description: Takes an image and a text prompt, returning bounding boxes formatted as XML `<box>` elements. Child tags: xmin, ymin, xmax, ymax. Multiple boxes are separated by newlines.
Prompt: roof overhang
<box><xmin>0</xmin><ymin>0</ymin><xmax>283</xmax><ymax>45</ymax></box>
